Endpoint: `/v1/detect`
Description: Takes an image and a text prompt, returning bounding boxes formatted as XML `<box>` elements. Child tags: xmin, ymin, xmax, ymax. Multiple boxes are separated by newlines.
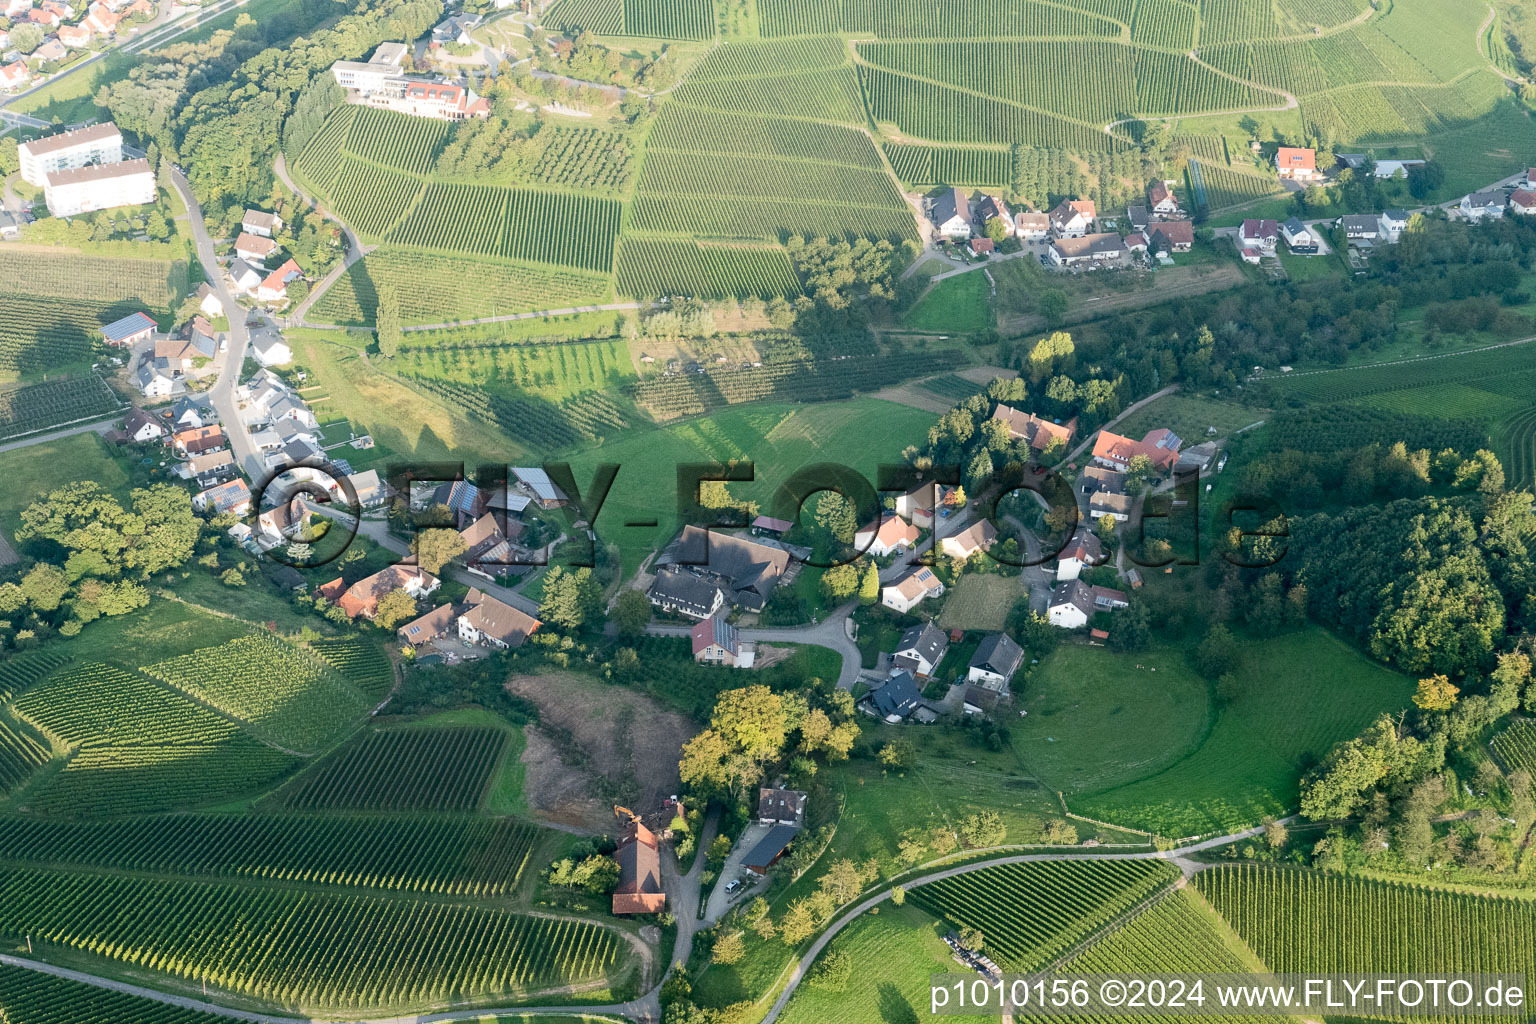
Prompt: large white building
<box><xmin>18</xmin><ymin>121</ymin><xmax>123</xmax><ymax>186</ymax></box>
<box><xmin>43</xmin><ymin>159</ymin><xmax>155</xmax><ymax>215</ymax></box>
<box><xmin>332</xmin><ymin>41</ymin><xmax>489</xmax><ymax>121</ymax></box>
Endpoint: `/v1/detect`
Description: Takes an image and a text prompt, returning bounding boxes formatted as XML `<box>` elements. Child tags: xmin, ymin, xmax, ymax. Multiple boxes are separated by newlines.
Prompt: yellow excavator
<box><xmin>613</xmin><ymin>804</ymin><xmax>641</xmax><ymax>825</ymax></box>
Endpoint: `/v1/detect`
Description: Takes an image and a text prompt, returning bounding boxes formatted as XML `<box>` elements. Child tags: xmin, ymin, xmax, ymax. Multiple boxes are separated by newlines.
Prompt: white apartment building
<box><xmin>331</xmin><ymin>41</ymin><xmax>408</xmax><ymax>94</ymax></box>
<box><xmin>18</xmin><ymin>121</ymin><xmax>123</xmax><ymax>186</ymax></box>
<box><xmin>43</xmin><ymin>159</ymin><xmax>155</xmax><ymax>215</ymax></box>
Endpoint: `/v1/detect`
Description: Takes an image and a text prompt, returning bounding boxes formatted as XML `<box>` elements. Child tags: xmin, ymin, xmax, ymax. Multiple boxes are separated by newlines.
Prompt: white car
<box><xmin>724</xmin><ymin>879</ymin><xmax>743</xmax><ymax>896</ymax></box>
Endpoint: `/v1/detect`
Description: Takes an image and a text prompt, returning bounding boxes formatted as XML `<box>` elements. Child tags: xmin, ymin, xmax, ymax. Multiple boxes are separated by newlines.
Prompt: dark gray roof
<box><xmin>1051</xmin><ymin>579</ymin><xmax>1095</xmax><ymax>618</ymax></box>
<box><xmin>896</xmin><ymin>621</ymin><xmax>948</xmax><ymax>665</ymax></box>
<box><xmin>969</xmin><ymin>633</ymin><xmax>1023</xmax><ymax>678</ymax></box>
<box><xmin>744</xmin><ymin>824</ymin><xmax>797</xmax><ymax>870</ymax></box>
<box><xmin>1341</xmin><ymin>214</ymin><xmax>1379</xmax><ymax>232</ymax></box>
<box><xmin>648</xmin><ymin>570</ymin><xmax>724</xmax><ymax>617</ymax></box>
<box><xmin>933</xmin><ymin>187</ymin><xmax>968</xmax><ymax>225</ymax></box>
<box><xmin>1282</xmin><ymin>216</ymin><xmax>1308</xmax><ymax>234</ymax></box>
<box><xmin>871</xmin><ymin>670</ymin><xmax>923</xmax><ymax>719</ymax></box>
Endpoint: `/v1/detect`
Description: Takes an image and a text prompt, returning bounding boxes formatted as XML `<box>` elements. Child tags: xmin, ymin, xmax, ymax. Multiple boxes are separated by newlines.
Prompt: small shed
<box><xmin>744</xmin><ymin>825</ymin><xmax>798</xmax><ymax>875</ymax></box>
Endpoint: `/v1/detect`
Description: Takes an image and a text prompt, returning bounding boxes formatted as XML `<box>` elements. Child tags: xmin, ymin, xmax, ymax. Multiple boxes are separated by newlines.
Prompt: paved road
<box><xmin>272</xmin><ymin>152</ymin><xmax>374</xmax><ymax>324</ymax></box>
<box><xmin>645</xmin><ymin>602</ymin><xmax>863</xmax><ymax>689</ymax></box>
<box><xmin>0</xmin><ymin>417</ymin><xmax>118</xmax><ymax>455</ymax></box>
<box><xmin>758</xmin><ymin>821</ymin><xmax>1281</xmax><ymax>1024</ymax></box>
<box><xmin>166</xmin><ymin>165</ymin><xmax>266</xmax><ymax>482</ymax></box>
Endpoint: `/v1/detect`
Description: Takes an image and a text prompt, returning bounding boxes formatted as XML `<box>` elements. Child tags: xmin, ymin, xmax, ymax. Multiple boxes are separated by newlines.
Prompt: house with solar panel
<box><xmin>100</xmin><ymin>311</ymin><xmax>158</xmax><ymax>349</ymax></box>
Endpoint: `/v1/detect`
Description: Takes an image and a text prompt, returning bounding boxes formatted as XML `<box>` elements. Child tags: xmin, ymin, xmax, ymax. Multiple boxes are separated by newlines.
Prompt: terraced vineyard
<box><xmin>0</xmin><ymin>716</ymin><xmax>49</xmax><ymax>794</ymax></box>
<box><xmin>342</xmin><ymin>106</ymin><xmax>453</xmax><ymax>175</ymax></box>
<box><xmin>305</xmin><ymin>636</ymin><xmax>395</xmax><ymax>700</ymax></box>
<box><xmin>0</xmin><ymin>966</ymin><xmax>236</xmax><ymax>1024</ymax></box>
<box><xmin>0</xmin><ymin>815</ymin><xmax>539</xmax><ymax>896</ymax></box>
<box><xmin>908</xmin><ymin>860</ymin><xmax>1179</xmax><ymax>969</ymax></box>
<box><xmin>1491</xmin><ymin>719</ymin><xmax>1536</xmax><ymax>776</ymax></box>
<box><xmin>615</xmin><ymin>238</ymin><xmax>802</xmax><ymax>299</ymax></box>
<box><xmin>0</xmin><ymin>867</ymin><xmax>629</xmax><ymax>1010</ymax></box>
<box><xmin>1199</xmin><ymin>866</ymin><xmax>1536</xmax><ymax>1001</ymax></box>
<box><xmin>628</xmin><ymin>351</ymin><xmax>948</xmax><ymax>419</ymax></box>
<box><xmin>142</xmin><ymin>633</ymin><xmax>369</xmax><ymax>753</ymax></box>
<box><xmin>545</xmin><ymin>0</ymin><xmax>714</xmax><ymax>38</ymax></box>
<box><xmin>0</xmin><ymin>250</ymin><xmax>188</xmax><ymax>308</ymax></box>
<box><xmin>276</xmin><ymin>726</ymin><xmax>509</xmax><ymax>811</ymax></box>
<box><xmin>0</xmin><ymin>301</ymin><xmax>120</xmax><ymax>385</ymax></box>
<box><xmin>13</xmin><ymin>663</ymin><xmax>301</xmax><ymax>816</ymax></box>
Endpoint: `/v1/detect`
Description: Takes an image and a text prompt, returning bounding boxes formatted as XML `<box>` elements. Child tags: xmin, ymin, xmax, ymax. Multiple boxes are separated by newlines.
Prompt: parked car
<box><xmin>724</xmin><ymin>879</ymin><xmax>743</xmax><ymax>896</ymax></box>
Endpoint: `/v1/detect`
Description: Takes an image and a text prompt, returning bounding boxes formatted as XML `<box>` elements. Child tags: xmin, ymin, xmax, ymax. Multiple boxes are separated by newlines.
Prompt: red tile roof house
<box><xmin>337</xmin><ymin>565</ymin><xmax>440</xmax><ymax>619</ymax></box>
<box><xmin>1275</xmin><ymin>146</ymin><xmax>1319</xmax><ymax>181</ymax></box>
<box><xmin>1148</xmin><ymin>220</ymin><xmax>1194</xmax><ymax>253</ymax></box>
<box><xmin>854</xmin><ymin>514</ymin><xmax>921</xmax><ymax>557</ymax></box>
<box><xmin>1091</xmin><ymin>427</ymin><xmax>1182</xmax><ymax>473</ymax></box>
<box><xmin>612</xmin><ymin>820</ymin><xmax>666</xmax><ymax>914</ymax></box>
<box><xmin>1510</xmin><ymin>190</ymin><xmax>1536</xmax><ymax>216</ymax></box>
<box><xmin>991</xmin><ymin>403</ymin><xmax>1077</xmax><ymax>453</ymax></box>
<box><xmin>1146</xmin><ymin>180</ymin><xmax>1180</xmax><ymax>216</ymax></box>
<box><xmin>969</xmin><ymin>236</ymin><xmax>994</xmax><ymax>255</ymax></box>
<box><xmin>56</xmin><ymin>21</ymin><xmax>90</xmax><ymax>47</ymax></box>
<box><xmin>0</xmin><ymin>60</ymin><xmax>29</xmax><ymax>90</ymax></box>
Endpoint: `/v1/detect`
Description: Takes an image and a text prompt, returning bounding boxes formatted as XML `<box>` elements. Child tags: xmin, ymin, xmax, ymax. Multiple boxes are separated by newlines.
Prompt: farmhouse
<box><xmin>252</xmin><ymin>335</ymin><xmax>293</xmax><ymax>367</ymax></box>
<box><xmin>932</xmin><ymin>187</ymin><xmax>971</xmax><ymax>239</ymax></box>
<box><xmin>1274</xmin><ymin>146</ymin><xmax>1319</xmax><ymax>181</ymax></box>
<box><xmin>1459</xmin><ymin>190</ymin><xmax>1505</xmax><ymax>221</ymax></box>
<box><xmin>692</xmin><ymin>614</ymin><xmax>752</xmax><ymax>667</ymax></box>
<box><xmin>172</xmin><ymin>425</ymin><xmax>225</xmax><ymax>456</ymax></box>
<box><xmin>892</xmin><ymin>621</ymin><xmax>948</xmax><ymax>678</ymax></box>
<box><xmin>1280</xmin><ymin>217</ymin><xmax>1317</xmax><ymax>254</ymax></box>
<box><xmin>648</xmin><ymin>567</ymin><xmax>726</xmax><ymax>620</ymax></box>
<box><xmin>256</xmin><ymin>258</ymin><xmax>303</xmax><ymax>303</ymax></box>
<box><xmin>1089</xmin><ymin>491</ymin><xmax>1133</xmax><ymax>522</ymax></box>
<box><xmin>991</xmin><ymin>404</ymin><xmax>1076</xmax><ymax>453</ymax></box>
<box><xmin>1238</xmin><ymin>219</ymin><xmax>1279</xmax><ymax>252</ymax></box>
<box><xmin>396</xmin><ymin>602</ymin><xmax>460</xmax><ymax>647</ymax></box>
<box><xmin>854</xmin><ymin>514</ymin><xmax>920</xmax><ymax>557</ymax></box>
<box><xmin>939</xmin><ymin>519</ymin><xmax>996</xmax><ymax>560</ymax></box>
<box><xmin>662</xmin><ymin>526</ymin><xmax>790</xmax><ymax>612</ymax></box>
<box><xmin>1146</xmin><ymin>180</ymin><xmax>1180</xmax><ymax>216</ymax></box>
<box><xmin>43</xmin><ymin>159</ymin><xmax>155</xmax><ymax>216</ymax></box>
<box><xmin>57</xmin><ymin>22</ymin><xmax>89</xmax><ymax>47</ymax></box>
<box><xmin>0</xmin><ymin>60</ymin><xmax>29</xmax><ymax>91</ymax></box>
<box><xmin>337</xmin><ymin>565</ymin><xmax>441</xmax><ymax>619</ymax></box>
<box><xmin>868</xmin><ymin>670</ymin><xmax>924</xmax><ymax>722</ymax></box>
<box><xmin>1048</xmin><ymin>579</ymin><xmax>1128</xmax><ymax>628</ymax></box>
<box><xmin>135</xmin><ymin>361</ymin><xmax>175</xmax><ymax>398</ymax></box>
<box><xmin>100</xmin><ymin>310</ymin><xmax>157</xmax><ymax>348</ymax></box>
<box><xmin>457</xmin><ymin>588</ymin><xmax>540</xmax><ymax>649</ymax></box>
<box><xmin>1147</xmin><ymin>221</ymin><xmax>1193</xmax><ymax>253</ymax></box>
<box><xmin>511</xmin><ymin>466</ymin><xmax>568</xmax><ymax>508</ymax></box>
<box><xmin>612</xmin><ymin>820</ymin><xmax>666</xmax><ymax>914</ymax></box>
<box><xmin>1056</xmin><ymin>531</ymin><xmax>1104</xmax><ymax>581</ymax></box>
<box><xmin>1048</xmin><ymin>198</ymin><xmax>1095</xmax><ymax>237</ymax></box>
<box><xmin>967</xmin><ymin>633</ymin><xmax>1023</xmax><ymax>691</ymax></box>
<box><xmin>242</xmin><ymin>209</ymin><xmax>282</xmax><ymax>237</ymax></box>
<box><xmin>743</xmin><ymin>824</ymin><xmax>797</xmax><ymax>876</ymax></box>
<box><xmin>459</xmin><ymin>512</ymin><xmax>519</xmax><ymax>579</ymax></box>
<box><xmin>1340</xmin><ymin>214</ymin><xmax>1379</xmax><ymax>240</ymax></box>
<box><xmin>1014</xmin><ymin>208</ymin><xmax>1049</xmax><ymax>239</ymax></box>
<box><xmin>228</xmin><ymin>259</ymin><xmax>263</xmax><ymax>295</ymax></box>
<box><xmin>881</xmin><ymin>566</ymin><xmax>944</xmax><ymax>614</ymax></box>
<box><xmin>974</xmin><ymin>194</ymin><xmax>1011</xmax><ymax>234</ymax></box>
<box><xmin>235</xmin><ymin>232</ymin><xmax>278</xmax><ymax>264</ymax></box>
<box><xmin>1078</xmin><ymin>466</ymin><xmax>1125</xmax><ymax>496</ymax></box>
<box><xmin>1510</xmin><ymin>190</ymin><xmax>1536</xmax><ymax>216</ymax></box>
<box><xmin>758</xmin><ymin>787</ymin><xmax>807</xmax><ymax>827</ymax></box>
<box><xmin>17</xmin><ymin>121</ymin><xmax>122</xmax><ymax>185</ymax></box>
<box><xmin>122</xmin><ymin>407</ymin><xmax>165</xmax><ymax>443</ymax></box>
<box><xmin>1047</xmin><ymin>232</ymin><xmax>1122</xmax><ymax>267</ymax></box>
<box><xmin>192</xmin><ymin>478</ymin><xmax>252</xmax><ymax>516</ymax></box>
<box><xmin>894</xmin><ymin>481</ymin><xmax>942</xmax><ymax>528</ymax></box>
<box><xmin>1091</xmin><ymin>427</ymin><xmax>1181</xmax><ymax>472</ymax></box>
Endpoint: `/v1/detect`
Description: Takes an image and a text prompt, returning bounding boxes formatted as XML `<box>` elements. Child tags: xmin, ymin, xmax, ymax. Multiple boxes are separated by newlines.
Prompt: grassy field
<box><xmin>564</xmin><ymin>398</ymin><xmax>937</xmax><ymax>574</ymax></box>
<box><xmin>902</xmin><ymin>272</ymin><xmax>993</xmax><ymax>334</ymax></box>
<box><xmin>777</xmin><ymin>903</ymin><xmax>993</xmax><ymax>1024</ymax></box>
<box><xmin>1051</xmin><ymin>630</ymin><xmax>1413</xmax><ymax>836</ymax></box>
<box><xmin>1112</xmin><ymin>393</ymin><xmax>1267</xmax><ymax>444</ymax></box>
<box><xmin>937</xmin><ymin>573</ymin><xmax>1018</xmax><ymax>631</ymax></box>
<box><xmin>0</xmin><ymin>432</ymin><xmax>128</xmax><ymax>537</ymax></box>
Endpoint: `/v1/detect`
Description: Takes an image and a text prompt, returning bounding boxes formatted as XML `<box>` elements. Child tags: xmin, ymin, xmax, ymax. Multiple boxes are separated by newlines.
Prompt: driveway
<box><xmin>645</xmin><ymin>603</ymin><xmax>862</xmax><ymax>688</ymax></box>
<box><xmin>702</xmin><ymin>821</ymin><xmax>775</xmax><ymax>923</ymax></box>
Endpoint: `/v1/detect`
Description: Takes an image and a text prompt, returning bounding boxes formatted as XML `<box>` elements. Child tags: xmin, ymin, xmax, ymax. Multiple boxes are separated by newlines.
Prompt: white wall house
<box><xmin>18</xmin><ymin>121</ymin><xmax>122</xmax><ymax>186</ymax></box>
<box><xmin>43</xmin><ymin>159</ymin><xmax>155</xmax><ymax>216</ymax></box>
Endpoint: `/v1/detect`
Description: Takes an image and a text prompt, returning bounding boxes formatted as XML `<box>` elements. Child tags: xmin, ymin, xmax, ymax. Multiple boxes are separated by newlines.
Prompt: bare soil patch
<box><xmin>508</xmin><ymin>669</ymin><xmax>696</xmax><ymax>831</ymax></box>
<box><xmin>870</xmin><ymin>383</ymin><xmax>954</xmax><ymax>414</ymax></box>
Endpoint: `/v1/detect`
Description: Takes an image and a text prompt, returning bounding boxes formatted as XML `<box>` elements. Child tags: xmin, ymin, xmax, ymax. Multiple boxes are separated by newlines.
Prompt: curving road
<box><xmin>757</xmin><ymin>821</ymin><xmax>1280</xmax><ymax>1024</ymax></box>
<box><xmin>645</xmin><ymin>602</ymin><xmax>865</xmax><ymax>689</ymax></box>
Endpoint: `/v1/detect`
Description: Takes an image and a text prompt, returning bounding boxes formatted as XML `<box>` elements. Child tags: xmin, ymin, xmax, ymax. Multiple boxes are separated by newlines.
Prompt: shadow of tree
<box><xmin>878</xmin><ymin>981</ymin><xmax>919</xmax><ymax>1024</ymax></box>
